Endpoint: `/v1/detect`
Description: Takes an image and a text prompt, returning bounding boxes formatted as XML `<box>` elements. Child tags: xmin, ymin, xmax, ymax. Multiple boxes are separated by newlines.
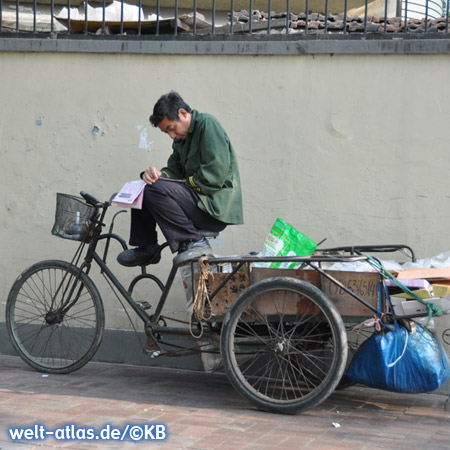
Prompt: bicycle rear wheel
<box><xmin>220</xmin><ymin>277</ymin><xmax>347</xmax><ymax>414</ymax></box>
<box><xmin>6</xmin><ymin>260</ymin><xmax>105</xmax><ymax>374</ymax></box>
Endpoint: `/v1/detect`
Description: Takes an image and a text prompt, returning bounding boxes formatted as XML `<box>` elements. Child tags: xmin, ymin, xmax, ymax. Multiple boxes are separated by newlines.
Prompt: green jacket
<box><xmin>161</xmin><ymin>110</ymin><xmax>244</xmax><ymax>225</ymax></box>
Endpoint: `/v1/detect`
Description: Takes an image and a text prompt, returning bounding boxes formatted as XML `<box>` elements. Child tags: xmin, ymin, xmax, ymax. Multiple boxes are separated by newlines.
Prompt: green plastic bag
<box><xmin>256</xmin><ymin>218</ymin><xmax>317</xmax><ymax>269</ymax></box>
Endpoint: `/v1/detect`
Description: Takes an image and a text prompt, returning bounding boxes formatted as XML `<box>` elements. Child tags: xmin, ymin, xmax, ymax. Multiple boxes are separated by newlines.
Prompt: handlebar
<box><xmin>80</xmin><ymin>191</ymin><xmax>102</xmax><ymax>207</ymax></box>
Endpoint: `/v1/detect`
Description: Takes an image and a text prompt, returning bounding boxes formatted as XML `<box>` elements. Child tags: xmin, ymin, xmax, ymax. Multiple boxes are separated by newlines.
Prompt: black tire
<box><xmin>220</xmin><ymin>277</ymin><xmax>347</xmax><ymax>414</ymax></box>
<box><xmin>6</xmin><ymin>260</ymin><xmax>105</xmax><ymax>374</ymax></box>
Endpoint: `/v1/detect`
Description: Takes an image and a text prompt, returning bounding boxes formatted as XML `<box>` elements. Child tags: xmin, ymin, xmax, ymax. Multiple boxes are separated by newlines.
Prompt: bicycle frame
<box><xmin>71</xmin><ymin>192</ymin><xmax>429</xmax><ymax>346</ymax></box>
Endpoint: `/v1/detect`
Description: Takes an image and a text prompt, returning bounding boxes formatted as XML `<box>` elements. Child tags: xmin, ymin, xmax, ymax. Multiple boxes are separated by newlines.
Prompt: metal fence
<box><xmin>0</xmin><ymin>0</ymin><xmax>449</xmax><ymax>36</ymax></box>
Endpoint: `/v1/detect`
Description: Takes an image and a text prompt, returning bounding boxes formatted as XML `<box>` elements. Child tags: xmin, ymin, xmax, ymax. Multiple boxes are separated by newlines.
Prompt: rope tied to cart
<box><xmin>365</xmin><ymin>254</ymin><xmax>443</xmax><ymax>319</ymax></box>
<box><xmin>190</xmin><ymin>256</ymin><xmax>214</xmax><ymax>338</ymax></box>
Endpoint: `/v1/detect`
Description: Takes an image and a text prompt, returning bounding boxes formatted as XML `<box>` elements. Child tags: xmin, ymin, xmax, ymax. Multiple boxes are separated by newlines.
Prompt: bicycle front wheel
<box><xmin>6</xmin><ymin>260</ymin><xmax>105</xmax><ymax>374</ymax></box>
<box><xmin>220</xmin><ymin>277</ymin><xmax>347</xmax><ymax>414</ymax></box>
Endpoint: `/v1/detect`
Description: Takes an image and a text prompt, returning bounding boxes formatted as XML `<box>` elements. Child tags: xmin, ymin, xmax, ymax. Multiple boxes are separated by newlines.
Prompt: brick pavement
<box><xmin>1</xmin><ymin>354</ymin><xmax>450</xmax><ymax>450</ymax></box>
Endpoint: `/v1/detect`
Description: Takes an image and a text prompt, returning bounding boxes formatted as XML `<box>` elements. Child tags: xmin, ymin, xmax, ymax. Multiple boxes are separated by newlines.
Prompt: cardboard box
<box><xmin>206</xmin><ymin>266</ymin><xmax>379</xmax><ymax>318</ymax></box>
<box><xmin>397</xmin><ymin>267</ymin><xmax>450</xmax><ymax>282</ymax></box>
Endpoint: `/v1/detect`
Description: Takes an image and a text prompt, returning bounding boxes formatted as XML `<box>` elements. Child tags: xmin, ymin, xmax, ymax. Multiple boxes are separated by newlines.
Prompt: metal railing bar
<box><xmin>174</xmin><ymin>0</ymin><xmax>178</xmax><ymax>36</ymax></box>
<box><xmin>363</xmin><ymin>0</ymin><xmax>368</xmax><ymax>34</ymax></box>
<box><xmin>343</xmin><ymin>0</ymin><xmax>348</xmax><ymax>35</ymax></box>
<box><xmin>428</xmin><ymin>5</ymin><xmax>443</xmax><ymax>15</ymax></box>
<box><xmin>446</xmin><ymin>0</ymin><xmax>449</xmax><ymax>33</ymax></box>
<box><xmin>84</xmin><ymin>0</ymin><xmax>88</xmax><ymax>35</ymax></box>
<box><xmin>156</xmin><ymin>0</ymin><xmax>160</xmax><ymax>35</ymax></box>
<box><xmin>1</xmin><ymin>0</ymin><xmax>450</xmax><ymax>39</ymax></box>
<box><xmin>402</xmin><ymin>0</ymin><xmax>436</xmax><ymax>8</ymax></box>
<box><xmin>403</xmin><ymin>0</ymin><xmax>408</xmax><ymax>33</ymax></box>
<box><xmin>383</xmin><ymin>0</ymin><xmax>388</xmax><ymax>33</ymax></box>
<box><xmin>138</xmin><ymin>0</ymin><xmax>142</xmax><ymax>35</ymax></box>
<box><xmin>212</xmin><ymin>0</ymin><xmax>216</xmax><ymax>35</ymax></box>
<box><xmin>102</xmin><ymin>0</ymin><xmax>106</xmax><ymax>34</ymax></box>
<box><xmin>33</xmin><ymin>0</ymin><xmax>36</xmax><ymax>32</ymax></box>
<box><xmin>305</xmin><ymin>0</ymin><xmax>309</xmax><ymax>33</ymax></box>
<box><xmin>230</xmin><ymin>0</ymin><xmax>234</xmax><ymax>33</ymax></box>
<box><xmin>286</xmin><ymin>0</ymin><xmax>290</xmax><ymax>34</ymax></box>
<box><xmin>120</xmin><ymin>0</ymin><xmax>124</xmax><ymax>35</ymax></box>
<box><xmin>67</xmin><ymin>0</ymin><xmax>71</xmax><ymax>34</ymax></box>
<box><xmin>51</xmin><ymin>0</ymin><xmax>54</xmax><ymax>33</ymax></box>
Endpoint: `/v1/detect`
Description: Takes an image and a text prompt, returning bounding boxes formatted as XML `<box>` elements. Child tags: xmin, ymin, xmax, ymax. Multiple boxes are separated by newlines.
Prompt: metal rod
<box><xmin>102</xmin><ymin>0</ymin><xmax>106</xmax><ymax>34</ymax></box>
<box><xmin>424</xmin><ymin>0</ymin><xmax>429</xmax><ymax>33</ymax></box>
<box><xmin>138</xmin><ymin>0</ymin><xmax>142</xmax><ymax>35</ymax></box>
<box><xmin>16</xmin><ymin>0</ymin><xmax>19</xmax><ymax>31</ymax></box>
<box><xmin>212</xmin><ymin>0</ymin><xmax>216</xmax><ymax>34</ymax></box>
<box><xmin>33</xmin><ymin>0</ymin><xmax>36</xmax><ymax>32</ymax></box>
<box><xmin>193</xmin><ymin>0</ymin><xmax>197</xmax><ymax>34</ymax></box>
<box><xmin>174</xmin><ymin>0</ymin><xmax>178</xmax><ymax>36</ymax></box>
<box><xmin>120</xmin><ymin>0</ymin><xmax>124</xmax><ymax>35</ymax></box>
<box><xmin>383</xmin><ymin>0</ymin><xmax>388</xmax><ymax>33</ymax></box>
<box><xmin>309</xmin><ymin>262</ymin><xmax>378</xmax><ymax>314</ymax></box>
<box><xmin>128</xmin><ymin>273</ymin><xmax>165</xmax><ymax>294</ymax></box>
<box><xmin>446</xmin><ymin>0</ymin><xmax>449</xmax><ymax>33</ymax></box>
<box><xmin>151</xmin><ymin>264</ymin><xmax>179</xmax><ymax>322</ymax></box>
<box><xmin>0</xmin><ymin>0</ymin><xmax>2</xmax><ymax>32</ymax></box>
<box><xmin>208</xmin><ymin>262</ymin><xmax>247</xmax><ymax>300</ymax></box>
<box><xmin>67</xmin><ymin>0</ymin><xmax>71</xmax><ymax>34</ymax></box>
<box><xmin>268</xmin><ymin>0</ymin><xmax>272</xmax><ymax>33</ymax></box>
<box><xmin>305</xmin><ymin>0</ymin><xmax>309</xmax><ymax>33</ymax></box>
<box><xmin>319</xmin><ymin>244</ymin><xmax>416</xmax><ymax>262</ymax></box>
<box><xmin>156</xmin><ymin>0</ymin><xmax>160</xmax><ymax>35</ymax></box>
<box><xmin>286</xmin><ymin>0</ymin><xmax>290</xmax><ymax>33</ymax></box>
<box><xmin>403</xmin><ymin>0</ymin><xmax>408</xmax><ymax>33</ymax></box>
<box><xmin>230</xmin><ymin>0</ymin><xmax>234</xmax><ymax>33</ymax></box>
<box><xmin>84</xmin><ymin>0</ymin><xmax>88</xmax><ymax>35</ymax></box>
<box><xmin>343</xmin><ymin>0</ymin><xmax>348</xmax><ymax>34</ymax></box>
<box><xmin>92</xmin><ymin>253</ymin><xmax>151</xmax><ymax>324</ymax></box>
<box><xmin>363</xmin><ymin>0</ymin><xmax>368</xmax><ymax>35</ymax></box>
<box><xmin>152</xmin><ymin>326</ymin><xmax>213</xmax><ymax>336</ymax></box>
<box><xmin>324</xmin><ymin>0</ymin><xmax>329</xmax><ymax>34</ymax></box>
<box><xmin>50</xmin><ymin>0</ymin><xmax>54</xmax><ymax>33</ymax></box>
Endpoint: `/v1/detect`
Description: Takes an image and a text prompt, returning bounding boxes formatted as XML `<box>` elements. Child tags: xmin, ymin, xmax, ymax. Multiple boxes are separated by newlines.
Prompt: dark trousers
<box><xmin>129</xmin><ymin>179</ymin><xmax>226</xmax><ymax>252</ymax></box>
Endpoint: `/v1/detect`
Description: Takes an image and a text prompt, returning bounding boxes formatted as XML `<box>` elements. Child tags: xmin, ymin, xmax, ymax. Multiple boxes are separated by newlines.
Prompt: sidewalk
<box><xmin>1</xmin><ymin>354</ymin><xmax>449</xmax><ymax>450</ymax></box>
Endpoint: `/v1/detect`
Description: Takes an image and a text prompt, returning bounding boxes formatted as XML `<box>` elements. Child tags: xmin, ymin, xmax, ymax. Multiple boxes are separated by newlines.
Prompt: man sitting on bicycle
<box><xmin>117</xmin><ymin>91</ymin><xmax>244</xmax><ymax>267</ymax></box>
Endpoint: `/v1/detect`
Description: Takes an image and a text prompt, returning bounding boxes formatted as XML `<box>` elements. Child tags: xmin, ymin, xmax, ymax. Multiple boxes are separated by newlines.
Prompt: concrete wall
<box><xmin>1</xmin><ymin>49</ymin><xmax>450</xmax><ymax>364</ymax></box>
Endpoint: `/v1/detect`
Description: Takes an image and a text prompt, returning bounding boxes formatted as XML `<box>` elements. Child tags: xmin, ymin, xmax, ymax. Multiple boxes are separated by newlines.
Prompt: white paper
<box><xmin>113</xmin><ymin>180</ymin><xmax>145</xmax><ymax>205</ymax></box>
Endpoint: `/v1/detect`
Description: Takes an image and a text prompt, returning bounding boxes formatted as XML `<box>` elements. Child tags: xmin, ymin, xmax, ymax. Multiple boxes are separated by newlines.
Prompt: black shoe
<box><xmin>174</xmin><ymin>238</ymin><xmax>211</xmax><ymax>264</ymax></box>
<box><xmin>117</xmin><ymin>244</ymin><xmax>161</xmax><ymax>267</ymax></box>
<box><xmin>178</xmin><ymin>237</ymin><xmax>211</xmax><ymax>254</ymax></box>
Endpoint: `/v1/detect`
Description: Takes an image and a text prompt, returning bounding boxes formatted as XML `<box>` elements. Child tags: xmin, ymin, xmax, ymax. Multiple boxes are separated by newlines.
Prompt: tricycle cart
<box><xmin>5</xmin><ymin>192</ymin><xmax>435</xmax><ymax>415</ymax></box>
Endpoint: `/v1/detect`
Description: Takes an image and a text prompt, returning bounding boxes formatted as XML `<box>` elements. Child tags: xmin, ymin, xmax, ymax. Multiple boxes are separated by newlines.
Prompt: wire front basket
<box><xmin>51</xmin><ymin>193</ymin><xmax>96</xmax><ymax>242</ymax></box>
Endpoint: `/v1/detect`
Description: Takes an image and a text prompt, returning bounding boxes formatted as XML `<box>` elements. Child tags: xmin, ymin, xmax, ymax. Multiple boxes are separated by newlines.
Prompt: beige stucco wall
<box><xmin>1</xmin><ymin>51</ymin><xmax>450</xmax><ymax>332</ymax></box>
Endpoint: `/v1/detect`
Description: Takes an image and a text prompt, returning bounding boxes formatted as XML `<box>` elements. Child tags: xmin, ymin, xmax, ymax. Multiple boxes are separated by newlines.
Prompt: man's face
<box><xmin>157</xmin><ymin>108</ymin><xmax>191</xmax><ymax>140</ymax></box>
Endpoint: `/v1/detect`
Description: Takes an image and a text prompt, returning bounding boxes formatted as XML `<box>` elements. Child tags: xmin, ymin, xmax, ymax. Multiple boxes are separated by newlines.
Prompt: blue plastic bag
<box><xmin>347</xmin><ymin>323</ymin><xmax>450</xmax><ymax>393</ymax></box>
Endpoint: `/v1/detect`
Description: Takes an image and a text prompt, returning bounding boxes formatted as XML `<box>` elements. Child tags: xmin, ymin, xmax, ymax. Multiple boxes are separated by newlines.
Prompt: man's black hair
<box><xmin>149</xmin><ymin>91</ymin><xmax>192</xmax><ymax>127</ymax></box>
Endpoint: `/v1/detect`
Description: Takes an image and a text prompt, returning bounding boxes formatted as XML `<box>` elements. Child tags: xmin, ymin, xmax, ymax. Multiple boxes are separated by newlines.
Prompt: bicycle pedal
<box><xmin>137</xmin><ymin>301</ymin><xmax>152</xmax><ymax>311</ymax></box>
<box><xmin>150</xmin><ymin>350</ymin><xmax>161</xmax><ymax>359</ymax></box>
<box><xmin>144</xmin><ymin>334</ymin><xmax>161</xmax><ymax>355</ymax></box>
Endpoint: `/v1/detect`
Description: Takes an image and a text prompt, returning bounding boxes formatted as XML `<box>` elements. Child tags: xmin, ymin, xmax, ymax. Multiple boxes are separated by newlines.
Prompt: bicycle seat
<box><xmin>199</xmin><ymin>230</ymin><xmax>219</xmax><ymax>239</ymax></box>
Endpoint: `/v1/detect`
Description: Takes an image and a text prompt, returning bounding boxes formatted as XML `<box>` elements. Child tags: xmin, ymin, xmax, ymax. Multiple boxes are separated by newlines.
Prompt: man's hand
<box><xmin>143</xmin><ymin>166</ymin><xmax>162</xmax><ymax>185</ymax></box>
